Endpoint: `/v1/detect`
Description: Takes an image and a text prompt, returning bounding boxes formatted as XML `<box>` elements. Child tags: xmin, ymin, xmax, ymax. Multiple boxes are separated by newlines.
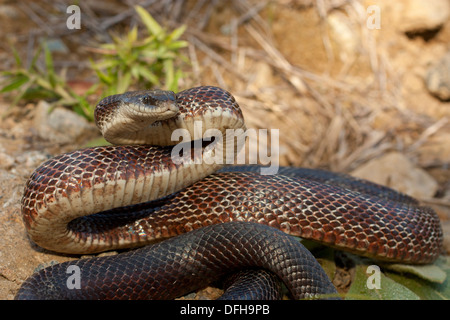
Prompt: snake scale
<box><xmin>16</xmin><ymin>86</ymin><xmax>443</xmax><ymax>300</ymax></box>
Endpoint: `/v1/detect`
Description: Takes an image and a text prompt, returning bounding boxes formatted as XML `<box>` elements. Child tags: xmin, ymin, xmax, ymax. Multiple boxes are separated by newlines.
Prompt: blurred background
<box><xmin>0</xmin><ymin>0</ymin><xmax>449</xmax><ymax>299</ymax></box>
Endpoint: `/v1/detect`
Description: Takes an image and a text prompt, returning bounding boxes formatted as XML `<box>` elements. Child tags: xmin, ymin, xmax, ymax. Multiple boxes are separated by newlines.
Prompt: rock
<box><xmin>417</xmin><ymin>132</ymin><xmax>450</xmax><ymax>167</ymax></box>
<box><xmin>33</xmin><ymin>101</ymin><xmax>98</xmax><ymax>144</ymax></box>
<box><xmin>442</xmin><ymin>221</ymin><xmax>450</xmax><ymax>256</ymax></box>
<box><xmin>0</xmin><ymin>169</ymin><xmax>23</xmax><ymax>209</ymax></box>
<box><xmin>425</xmin><ymin>52</ymin><xmax>450</xmax><ymax>101</ymax></box>
<box><xmin>351</xmin><ymin>151</ymin><xmax>439</xmax><ymax>199</ymax></box>
<box><xmin>193</xmin><ymin>287</ymin><xmax>223</xmax><ymax>300</ymax></box>
<box><xmin>0</xmin><ymin>147</ymin><xmax>14</xmax><ymax>169</ymax></box>
<box><xmin>398</xmin><ymin>0</ymin><xmax>450</xmax><ymax>33</ymax></box>
<box><xmin>15</xmin><ymin>150</ymin><xmax>51</xmax><ymax>171</ymax></box>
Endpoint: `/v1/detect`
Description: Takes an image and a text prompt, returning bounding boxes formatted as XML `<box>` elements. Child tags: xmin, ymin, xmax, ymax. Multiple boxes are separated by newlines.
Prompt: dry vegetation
<box><xmin>2</xmin><ymin>0</ymin><xmax>449</xmax><ymax>172</ymax></box>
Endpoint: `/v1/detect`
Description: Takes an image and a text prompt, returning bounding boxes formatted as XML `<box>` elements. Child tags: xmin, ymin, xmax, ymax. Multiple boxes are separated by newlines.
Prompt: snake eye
<box><xmin>142</xmin><ymin>95</ymin><xmax>159</xmax><ymax>106</ymax></box>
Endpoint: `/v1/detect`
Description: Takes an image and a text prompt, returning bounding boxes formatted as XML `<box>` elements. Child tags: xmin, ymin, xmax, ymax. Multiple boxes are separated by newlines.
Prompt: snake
<box><xmin>16</xmin><ymin>86</ymin><xmax>443</xmax><ymax>300</ymax></box>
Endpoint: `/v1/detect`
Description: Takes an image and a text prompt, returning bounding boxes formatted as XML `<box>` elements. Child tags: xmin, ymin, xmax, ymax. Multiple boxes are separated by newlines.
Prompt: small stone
<box><xmin>417</xmin><ymin>132</ymin><xmax>450</xmax><ymax>167</ymax></box>
<box><xmin>33</xmin><ymin>101</ymin><xmax>98</xmax><ymax>144</ymax></box>
<box><xmin>15</xmin><ymin>150</ymin><xmax>50</xmax><ymax>170</ymax></box>
<box><xmin>442</xmin><ymin>221</ymin><xmax>450</xmax><ymax>256</ymax></box>
<box><xmin>398</xmin><ymin>0</ymin><xmax>450</xmax><ymax>33</ymax></box>
<box><xmin>33</xmin><ymin>260</ymin><xmax>60</xmax><ymax>273</ymax></box>
<box><xmin>351</xmin><ymin>151</ymin><xmax>439</xmax><ymax>199</ymax></box>
<box><xmin>425</xmin><ymin>52</ymin><xmax>450</xmax><ymax>101</ymax></box>
<box><xmin>0</xmin><ymin>150</ymin><xmax>14</xmax><ymax>169</ymax></box>
<box><xmin>193</xmin><ymin>286</ymin><xmax>223</xmax><ymax>300</ymax></box>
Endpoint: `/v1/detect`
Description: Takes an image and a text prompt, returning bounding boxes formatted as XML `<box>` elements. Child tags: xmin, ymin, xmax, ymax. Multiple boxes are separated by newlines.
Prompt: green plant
<box><xmin>1</xmin><ymin>6</ymin><xmax>188</xmax><ymax>121</ymax></box>
<box><xmin>91</xmin><ymin>5</ymin><xmax>188</xmax><ymax>98</ymax></box>
<box><xmin>0</xmin><ymin>44</ymin><xmax>96</xmax><ymax>120</ymax></box>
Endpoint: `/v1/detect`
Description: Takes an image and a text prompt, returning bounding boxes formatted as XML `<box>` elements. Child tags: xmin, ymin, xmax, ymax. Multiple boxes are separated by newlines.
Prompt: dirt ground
<box><xmin>0</xmin><ymin>0</ymin><xmax>449</xmax><ymax>300</ymax></box>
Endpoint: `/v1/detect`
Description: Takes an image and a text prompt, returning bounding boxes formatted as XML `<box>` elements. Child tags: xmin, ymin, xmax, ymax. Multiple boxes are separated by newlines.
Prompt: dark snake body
<box><xmin>16</xmin><ymin>86</ymin><xmax>444</xmax><ymax>300</ymax></box>
<box><xmin>15</xmin><ymin>221</ymin><xmax>337</xmax><ymax>300</ymax></box>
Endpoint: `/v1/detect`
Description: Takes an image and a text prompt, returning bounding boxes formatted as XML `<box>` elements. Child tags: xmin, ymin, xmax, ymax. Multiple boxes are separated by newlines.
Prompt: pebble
<box><xmin>426</xmin><ymin>52</ymin><xmax>450</xmax><ymax>101</ymax></box>
<box><xmin>442</xmin><ymin>221</ymin><xmax>450</xmax><ymax>255</ymax></box>
<box><xmin>33</xmin><ymin>100</ymin><xmax>98</xmax><ymax>144</ymax></box>
<box><xmin>351</xmin><ymin>151</ymin><xmax>438</xmax><ymax>199</ymax></box>
<box><xmin>0</xmin><ymin>150</ymin><xmax>14</xmax><ymax>169</ymax></box>
<box><xmin>15</xmin><ymin>150</ymin><xmax>51</xmax><ymax>169</ymax></box>
<box><xmin>398</xmin><ymin>0</ymin><xmax>450</xmax><ymax>33</ymax></box>
<box><xmin>417</xmin><ymin>132</ymin><xmax>450</xmax><ymax>167</ymax></box>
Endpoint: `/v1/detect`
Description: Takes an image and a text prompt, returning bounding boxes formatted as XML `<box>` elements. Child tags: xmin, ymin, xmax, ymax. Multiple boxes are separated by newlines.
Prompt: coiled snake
<box><xmin>16</xmin><ymin>86</ymin><xmax>443</xmax><ymax>300</ymax></box>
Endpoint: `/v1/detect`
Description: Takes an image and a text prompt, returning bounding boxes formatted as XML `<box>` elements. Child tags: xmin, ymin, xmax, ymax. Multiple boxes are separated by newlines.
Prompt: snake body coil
<box><xmin>15</xmin><ymin>221</ymin><xmax>336</xmax><ymax>300</ymax></box>
<box><xmin>17</xmin><ymin>86</ymin><xmax>443</xmax><ymax>300</ymax></box>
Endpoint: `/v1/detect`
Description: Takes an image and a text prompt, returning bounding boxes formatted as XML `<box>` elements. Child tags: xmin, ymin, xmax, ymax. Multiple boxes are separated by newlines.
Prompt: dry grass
<box><xmin>5</xmin><ymin>0</ymin><xmax>449</xmax><ymax>181</ymax></box>
<box><xmin>172</xmin><ymin>0</ymin><xmax>447</xmax><ymax>173</ymax></box>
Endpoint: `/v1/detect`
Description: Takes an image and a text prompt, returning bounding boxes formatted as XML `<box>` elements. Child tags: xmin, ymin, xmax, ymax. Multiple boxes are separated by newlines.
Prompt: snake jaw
<box><xmin>126</xmin><ymin>90</ymin><xmax>179</xmax><ymax>121</ymax></box>
<box><xmin>126</xmin><ymin>99</ymin><xmax>179</xmax><ymax>122</ymax></box>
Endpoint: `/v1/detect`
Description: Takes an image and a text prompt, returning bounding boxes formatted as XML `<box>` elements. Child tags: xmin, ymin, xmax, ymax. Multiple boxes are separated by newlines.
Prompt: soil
<box><xmin>0</xmin><ymin>0</ymin><xmax>449</xmax><ymax>300</ymax></box>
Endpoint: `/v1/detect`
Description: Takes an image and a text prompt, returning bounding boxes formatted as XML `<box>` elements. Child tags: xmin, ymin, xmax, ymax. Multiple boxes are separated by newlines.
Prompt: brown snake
<box><xmin>17</xmin><ymin>86</ymin><xmax>443</xmax><ymax>299</ymax></box>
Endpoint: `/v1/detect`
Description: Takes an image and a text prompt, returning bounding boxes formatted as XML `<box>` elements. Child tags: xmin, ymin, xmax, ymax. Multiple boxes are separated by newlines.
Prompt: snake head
<box><xmin>122</xmin><ymin>90</ymin><xmax>179</xmax><ymax>121</ymax></box>
<box><xmin>95</xmin><ymin>89</ymin><xmax>180</xmax><ymax>145</ymax></box>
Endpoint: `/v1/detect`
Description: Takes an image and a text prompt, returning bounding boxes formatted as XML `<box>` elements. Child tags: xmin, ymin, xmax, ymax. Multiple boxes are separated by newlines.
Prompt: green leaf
<box><xmin>99</xmin><ymin>43</ymin><xmax>117</xmax><ymax>51</ymax></box>
<box><xmin>20</xmin><ymin>86</ymin><xmax>58</xmax><ymax>102</ymax></box>
<box><xmin>128</xmin><ymin>26</ymin><xmax>138</xmax><ymax>44</ymax></box>
<box><xmin>164</xmin><ymin>59</ymin><xmax>174</xmax><ymax>89</ymax></box>
<box><xmin>116</xmin><ymin>71</ymin><xmax>131</xmax><ymax>93</ymax></box>
<box><xmin>135</xmin><ymin>5</ymin><xmax>163</xmax><ymax>38</ymax></box>
<box><xmin>0</xmin><ymin>75</ymin><xmax>29</xmax><ymax>93</ymax></box>
<box><xmin>384</xmin><ymin>256</ymin><xmax>450</xmax><ymax>300</ymax></box>
<box><xmin>27</xmin><ymin>45</ymin><xmax>43</xmax><ymax>71</ymax></box>
<box><xmin>130</xmin><ymin>64</ymin><xmax>140</xmax><ymax>79</ymax></box>
<box><xmin>384</xmin><ymin>262</ymin><xmax>447</xmax><ymax>284</ymax></box>
<box><xmin>346</xmin><ymin>264</ymin><xmax>420</xmax><ymax>300</ymax></box>
<box><xmin>43</xmin><ymin>44</ymin><xmax>57</xmax><ymax>88</ymax></box>
<box><xmin>73</xmin><ymin>100</ymin><xmax>94</xmax><ymax>121</ymax></box>
<box><xmin>34</xmin><ymin>76</ymin><xmax>53</xmax><ymax>92</ymax></box>
<box><xmin>385</xmin><ymin>271</ymin><xmax>450</xmax><ymax>300</ymax></box>
<box><xmin>92</xmin><ymin>59</ymin><xmax>118</xmax><ymax>70</ymax></box>
<box><xmin>94</xmin><ymin>68</ymin><xmax>113</xmax><ymax>85</ymax></box>
<box><xmin>169</xmin><ymin>69</ymin><xmax>183</xmax><ymax>92</ymax></box>
<box><xmin>11</xmin><ymin>46</ymin><xmax>23</xmax><ymax>67</ymax></box>
<box><xmin>141</xmin><ymin>50</ymin><xmax>159</xmax><ymax>59</ymax></box>
<box><xmin>137</xmin><ymin>66</ymin><xmax>159</xmax><ymax>85</ymax></box>
<box><xmin>168</xmin><ymin>25</ymin><xmax>187</xmax><ymax>42</ymax></box>
<box><xmin>84</xmin><ymin>4</ymin><xmax>187</xmax><ymax>98</ymax></box>
<box><xmin>167</xmin><ymin>40</ymin><xmax>189</xmax><ymax>50</ymax></box>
